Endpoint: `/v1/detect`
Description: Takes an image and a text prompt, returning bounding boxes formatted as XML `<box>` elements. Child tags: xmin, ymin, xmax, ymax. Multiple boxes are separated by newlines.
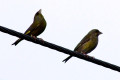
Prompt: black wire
<box><xmin>0</xmin><ymin>25</ymin><xmax>120</xmax><ymax>72</ymax></box>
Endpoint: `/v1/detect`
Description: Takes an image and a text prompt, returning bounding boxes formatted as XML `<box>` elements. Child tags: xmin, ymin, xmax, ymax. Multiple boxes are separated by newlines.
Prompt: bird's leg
<box><xmin>38</xmin><ymin>38</ymin><xmax>44</xmax><ymax>41</ymax></box>
<box><xmin>38</xmin><ymin>38</ymin><xmax>45</xmax><ymax>44</ymax></box>
<box><xmin>81</xmin><ymin>52</ymin><xmax>89</xmax><ymax>58</ymax></box>
<box><xmin>82</xmin><ymin>53</ymin><xmax>95</xmax><ymax>59</ymax></box>
<box><xmin>82</xmin><ymin>53</ymin><xmax>89</xmax><ymax>57</ymax></box>
<box><xmin>31</xmin><ymin>35</ymin><xmax>44</xmax><ymax>43</ymax></box>
<box><xmin>31</xmin><ymin>35</ymin><xmax>37</xmax><ymax>41</ymax></box>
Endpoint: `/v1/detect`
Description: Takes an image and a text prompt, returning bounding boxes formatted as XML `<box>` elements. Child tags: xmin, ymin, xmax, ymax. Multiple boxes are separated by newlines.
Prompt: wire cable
<box><xmin>0</xmin><ymin>25</ymin><xmax>120</xmax><ymax>72</ymax></box>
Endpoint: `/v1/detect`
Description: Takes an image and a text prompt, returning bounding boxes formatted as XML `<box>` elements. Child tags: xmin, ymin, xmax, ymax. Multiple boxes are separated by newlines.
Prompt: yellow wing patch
<box><xmin>25</xmin><ymin>30</ymin><xmax>31</xmax><ymax>35</ymax></box>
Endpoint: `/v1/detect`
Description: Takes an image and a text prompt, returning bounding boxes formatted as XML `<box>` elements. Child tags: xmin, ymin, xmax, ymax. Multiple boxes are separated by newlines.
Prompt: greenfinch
<box><xmin>62</xmin><ymin>29</ymin><xmax>102</xmax><ymax>63</ymax></box>
<box><xmin>12</xmin><ymin>9</ymin><xmax>47</xmax><ymax>46</ymax></box>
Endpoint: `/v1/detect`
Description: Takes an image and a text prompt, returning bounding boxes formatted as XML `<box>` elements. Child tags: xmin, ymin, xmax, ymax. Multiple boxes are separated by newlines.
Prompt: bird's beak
<box><xmin>99</xmin><ymin>32</ymin><xmax>102</xmax><ymax>35</ymax></box>
<box><xmin>38</xmin><ymin>9</ymin><xmax>42</xmax><ymax>14</ymax></box>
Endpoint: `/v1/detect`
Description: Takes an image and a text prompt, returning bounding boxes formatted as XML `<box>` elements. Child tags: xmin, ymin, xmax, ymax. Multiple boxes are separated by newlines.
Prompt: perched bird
<box><xmin>12</xmin><ymin>9</ymin><xmax>47</xmax><ymax>46</ymax></box>
<box><xmin>62</xmin><ymin>29</ymin><xmax>102</xmax><ymax>63</ymax></box>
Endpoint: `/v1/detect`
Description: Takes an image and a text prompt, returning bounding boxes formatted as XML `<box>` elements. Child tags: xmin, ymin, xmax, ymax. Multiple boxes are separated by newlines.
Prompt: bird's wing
<box><xmin>74</xmin><ymin>35</ymin><xmax>90</xmax><ymax>51</ymax></box>
<box><xmin>24</xmin><ymin>21</ymin><xmax>42</xmax><ymax>35</ymax></box>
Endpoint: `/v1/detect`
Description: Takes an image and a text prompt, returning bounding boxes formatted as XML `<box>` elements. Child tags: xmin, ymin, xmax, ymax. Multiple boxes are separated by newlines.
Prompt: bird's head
<box><xmin>35</xmin><ymin>9</ymin><xmax>42</xmax><ymax>16</ymax></box>
<box><xmin>89</xmin><ymin>29</ymin><xmax>102</xmax><ymax>37</ymax></box>
<box><xmin>34</xmin><ymin>9</ymin><xmax>43</xmax><ymax>22</ymax></box>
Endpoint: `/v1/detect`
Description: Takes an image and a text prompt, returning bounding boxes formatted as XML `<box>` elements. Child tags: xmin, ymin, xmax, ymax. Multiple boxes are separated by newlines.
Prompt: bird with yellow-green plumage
<box><xmin>62</xmin><ymin>29</ymin><xmax>102</xmax><ymax>63</ymax></box>
<box><xmin>12</xmin><ymin>9</ymin><xmax>47</xmax><ymax>46</ymax></box>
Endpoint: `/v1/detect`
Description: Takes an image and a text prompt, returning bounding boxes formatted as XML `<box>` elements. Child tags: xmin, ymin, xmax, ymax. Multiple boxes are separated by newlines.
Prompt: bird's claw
<box><xmin>38</xmin><ymin>38</ymin><xmax>45</xmax><ymax>44</ymax></box>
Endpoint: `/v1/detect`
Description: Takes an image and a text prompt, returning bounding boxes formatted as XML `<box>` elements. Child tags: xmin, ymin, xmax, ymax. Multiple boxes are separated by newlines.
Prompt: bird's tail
<box><xmin>12</xmin><ymin>38</ymin><xmax>23</xmax><ymax>46</ymax></box>
<box><xmin>62</xmin><ymin>55</ymin><xmax>72</xmax><ymax>63</ymax></box>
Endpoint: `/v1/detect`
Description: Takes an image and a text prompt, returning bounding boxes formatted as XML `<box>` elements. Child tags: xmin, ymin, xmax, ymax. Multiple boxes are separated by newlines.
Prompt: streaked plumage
<box><xmin>62</xmin><ymin>29</ymin><xmax>102</xmax><ymax>63</ymax></box>
<box><xmin>12</xmin><ymin>9</ymin><xmax>46</xmax><ymax>46</ymax></box>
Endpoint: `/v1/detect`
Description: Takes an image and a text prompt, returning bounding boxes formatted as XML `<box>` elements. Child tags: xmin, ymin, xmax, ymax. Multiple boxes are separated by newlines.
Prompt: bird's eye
<box><xmin>95</xmin><ymin>30</ymin><xmax>99</xmax><ymax>33</ymax></box>
<box><xmin>36</xmin><ymin>12</ymin><xmax>39</xmax><ymax>15</ymax></box>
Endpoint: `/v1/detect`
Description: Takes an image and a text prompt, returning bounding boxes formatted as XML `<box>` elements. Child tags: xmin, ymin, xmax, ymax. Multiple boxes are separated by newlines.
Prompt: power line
<box><xmin>0</xmin><ymin>25</ymin><xmax>120</xmax><ymax>72</ymax></box>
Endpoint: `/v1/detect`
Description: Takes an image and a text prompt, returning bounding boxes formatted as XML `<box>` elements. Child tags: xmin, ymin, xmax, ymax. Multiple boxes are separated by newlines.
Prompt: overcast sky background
<box><xmin>0</xmin><ymin>0</ymin><xmax>120</xmax><ymax>80</ymax></box>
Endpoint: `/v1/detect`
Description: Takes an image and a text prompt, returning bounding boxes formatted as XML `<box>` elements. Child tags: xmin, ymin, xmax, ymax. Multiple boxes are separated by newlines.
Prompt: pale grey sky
<box><xmin>0</xmin><ymin>0</ymin><xmax>120</xmax><ymax>80</ymax></box>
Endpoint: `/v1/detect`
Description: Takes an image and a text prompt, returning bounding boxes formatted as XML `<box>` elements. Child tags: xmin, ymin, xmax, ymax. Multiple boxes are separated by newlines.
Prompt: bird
<box><xmin>62</xmin><ymin>29</ymin><xmax>102</xmax><ymax>63</ymax></box>
<box><xmin>12</xmin><ymin>9</ymin><xmax>47</xmax><ymax>46</ymax></box>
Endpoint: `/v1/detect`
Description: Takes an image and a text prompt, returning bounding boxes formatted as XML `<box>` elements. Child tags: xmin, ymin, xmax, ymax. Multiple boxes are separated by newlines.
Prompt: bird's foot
<box><xmin>31</xmin><ymin>35</ymin><xmax>37</xmax><ymax>41</ymax></box>
<box><xmin>83</xmin><ymin>54</ymin><xmax>89</xmax><ymax>57</ymax></box>
<box><xmin>38</xmin><ymin>38</ymin><xmax>45</xmax><ymax>44</ymax></box>
<box><xmin>33</xmin><ymin>36</ymin><xmax>37</xmax><ymax>39</ymax></box>
<box><xmin>83</xmin><ymin>53</ymin><xmax>95</xmax><ymax>59</ymax></box>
